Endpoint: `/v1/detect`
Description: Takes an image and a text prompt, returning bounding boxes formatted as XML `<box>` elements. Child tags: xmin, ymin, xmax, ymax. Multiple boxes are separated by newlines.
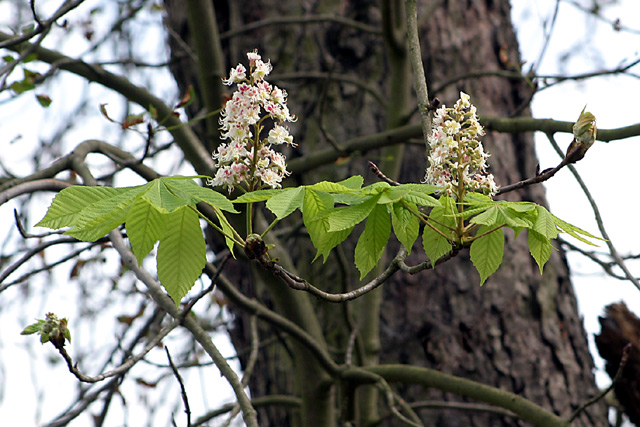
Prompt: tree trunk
<box><xmin>163</xmin><ymin>0</ymin><xmax>608</xmax><ymax>425</ymax></box>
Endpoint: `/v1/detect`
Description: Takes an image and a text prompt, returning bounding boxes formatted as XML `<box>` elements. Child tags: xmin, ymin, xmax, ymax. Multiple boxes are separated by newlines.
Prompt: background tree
<box><xmin>0</xmin><ymin>1</ymin><xmax>638</xmax><ymax>426</ymax></box>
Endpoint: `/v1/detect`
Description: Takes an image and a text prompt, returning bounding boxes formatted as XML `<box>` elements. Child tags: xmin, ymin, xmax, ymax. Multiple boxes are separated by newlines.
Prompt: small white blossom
<box><xmin>222</xmin><ymin>64</ymin><xmax>246</xmax><ymax>86</ymax></box>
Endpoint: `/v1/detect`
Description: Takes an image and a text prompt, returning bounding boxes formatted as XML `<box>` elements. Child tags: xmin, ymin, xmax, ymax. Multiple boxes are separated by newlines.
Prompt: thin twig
<box><xmin>559</xmin><ymin>238</ymin><xmax>639</xmax><ymax>282</ymax></box>
<box><xmin>56</xmin><ymin>321</ymin><xmax>178</xmax><ymax>383</ymax></box>
<box><xmin>545</xmin><ymin>133</ymin><xmax>640</xmax><ymax>292</ymax></box>
<box><xmin>270</xmin><ymin>248</ymin><xmax>406</xmax><ymax>302</ymax></box>
<box><xmin>368</xmin><ymin>161</ymin><xmax>401</xmax><ymax>186</ymax></box>
<box><xmin>568</xmin><ymin>343</ymin><xmax>631</xmax><ymax>422</ymax></box>
<box><xmin>165</xmin><ymin>346</ymin><xmax>191</xmax><ymax>427</ymax></box>
<box><xmin>219</xmin><ymin>14</ymin><xmax>381</xmax><ymax>40</ymax></box>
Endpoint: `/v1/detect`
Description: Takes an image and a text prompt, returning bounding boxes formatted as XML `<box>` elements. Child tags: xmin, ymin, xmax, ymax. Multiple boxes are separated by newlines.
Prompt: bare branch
<box><xmin>545</xmin><ymin>133</ymin><xmax>640</xmax><ymax>292</ymax></box>
<box><xmin>203</xmin><ymin>262</ymin><xmax>341</xmax><ymax>376</ymax></box>
<box><xmin>269</xmin><ymin>248</ymin><xmax>406</xmax><ymax>303</ymax></box>
<box><xmin>165</xmin><ymin>346</ymin><xmax>192</xmax><ymax>427</ymax></box>
<box><xmin>56</xmin><ymin>321</ymin><xmax>178</xmax><ymax>383</ymax></box>
<box><xmin>404</xmin><ymin>0</ymin><xmax>432</xmax><ymax>149</ymax></box>
<box><xmin>569</xmin><ymin>343</ymin><xmax>631</xmax><ymax>422</ymax></box>
<box><xmin>219</xmin><ymin>14</ymin><xmax>381</xmax><ymax>40</ymax></box>
<box><xmin>110</xmin><ymin>231</ymin><xmax>258</xmax><ymax>427</ymax></box>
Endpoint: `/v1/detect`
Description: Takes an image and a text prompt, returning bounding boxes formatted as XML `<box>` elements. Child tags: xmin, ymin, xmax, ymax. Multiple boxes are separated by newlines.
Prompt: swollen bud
<box><xmin>565</xmin><ymin>106</ymin><xmax>597</xmax><ymax>164</ymax></box>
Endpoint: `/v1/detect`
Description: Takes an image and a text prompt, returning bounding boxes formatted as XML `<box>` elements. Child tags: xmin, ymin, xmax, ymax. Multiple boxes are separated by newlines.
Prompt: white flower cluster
<box><xmin>209</xmin><ymin>51</ymin><xmax>297</xmax><ymax>192</ymax></box>
<box><xmin>424</xmin><ymin>92</ymin><xmax>498</xmax><ymax>197</ymax></box>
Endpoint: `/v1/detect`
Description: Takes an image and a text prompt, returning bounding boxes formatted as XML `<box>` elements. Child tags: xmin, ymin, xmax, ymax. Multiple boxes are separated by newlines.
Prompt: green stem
<box><xmin>193</xmin><ymin>206</ymin><xmax>245</xmax><ymax>246</ymax></box>
<box><xmin>400</xmin><ymin>200</ymin><xmax>452</xmax><ymax>240</ymax></box>
<box><xmin>246</xmin><ymin>202</ymin><xmax>254</xmax><ymax>235</ymax></box>
<box><xmin>464</xmin><ymin>223</ymin><xmax>506</xmax><ymax>243</ymax></box>
<box><xmin>260</xmin><ymin>218</ymin><xmax>280</xmax><ymax>239</ymax></box>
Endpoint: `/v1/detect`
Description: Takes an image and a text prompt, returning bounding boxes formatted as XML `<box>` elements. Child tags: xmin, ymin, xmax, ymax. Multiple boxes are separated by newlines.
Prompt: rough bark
<box><xmin>163</xmin><ymin>0</ymin><xmax>608</xmax><ymax>425</ymax></box>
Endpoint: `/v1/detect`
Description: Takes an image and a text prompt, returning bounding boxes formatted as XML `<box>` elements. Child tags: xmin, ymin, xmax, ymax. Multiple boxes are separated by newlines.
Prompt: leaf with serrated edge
<box><xmin>234</xmin><ymin>189</ymin><xmax>284</xmax><ymax>203</ymax></box>
<box><xmin>402</xmin><ymin>191</ymin><xmax>441</xmax><ymax>207</ymax></box>
<box><xmin>470</xmin><ymin>225</ymin><xmax>504</xmax><ymax>285</ymax></box>
<box><xmin>392</xmin><ymin>202</ymin><xmax>419</xmax><ymax>254</ymax></box>
<box><xmin>534</xmin><ymin>206</ymin><xmax>558</xmax><ymax>239</ymax></box>
<box><xmin>552</xmin><ymin>214</ymin><xmax>603</xmax><ymax>245</ymax></box>
<box><xmin>378</xmin><ymin>186</ymin><xmax>410</xmax><ymax>204</ymax></box>
<box><xmin>266</xmin><ymin>187</ymin><xmax>304</xmax><ymax>219</ymax></box>
<box><xmin>66</xmin><ymin>186</ymin><xmax>148</xmax><ymax>241</ymax></box>
<box><xmin>326</xmin><ymin>194</ymin><xmax>380</xmax><ymax>232</ymax></box>
<box><xmin>308</xmin><ymin>181</ymin><xmax>360</xmax><ymax>193</ymax></box>
<box><xmin>354</xmin><ymin>204</ymin><xmax>391</xmax><ymax>278</ymax></box>
<box><xmin>303</xmin><ymin>189</ymin><xmax>348</xmax><ymax>260</ymax></box>
<box><xmin>399</xmin><ymin>183</ymin><xmax>441</xmax><ymax>194</ymax></box>
<box><xmin>528</xmin><ymin>230</ymin><xmax>552</xmax><ymax>274</ymax></box>
<box><xmin>302</xmin><ymin>189</ymin><xmax>333</xmax><ymax>227</ymax></box>
<box><xmin>501</xmin><ymin>206</ymin><xmax>534</xmax><ymax>229</ymax></box>
<box><xmin>215</xmin><ymin>209</ymin><xmax>236</xmax><ymax>257</ymax></box>
<box><xmin>312</xmin><ymin>227</ymin><xmax>353</xmax><ymax>262</ymax></box>
<box><xmin>470</xmin><ymin>204</ymin><xmax>501</xmax><ymax>226</ymax></box>
<box><xmin>36</xmin><ymin>186</ymin><xmax>132</xmax><ymax>229</ymax></box>
<box><xmin>126</xmin><ymin>198</ymin><xmax>168</xmax><ymax>265</ymax></box>
<box><xmin>337</xmin><ymin>175</ymin><xmax>364</xmax><ymax>189</ymax></box>
<box><xmin>422</xmin><ymin>196</ymin><xmax>456</xmax><ymax>262</ymax></box>
<box><xmin>505</xmin><ymin>202</ymin><xmax>536</xmax><ymax>212</ymax></box>
<box><xmin>164</xmin><ymin>178</ymin><xmax>237</xmax><ymax>213</ymax></box>
<box><xmin>157</xmin><ymin>207</ymin><xmax>206</xmax><ymax>305</ymax></box>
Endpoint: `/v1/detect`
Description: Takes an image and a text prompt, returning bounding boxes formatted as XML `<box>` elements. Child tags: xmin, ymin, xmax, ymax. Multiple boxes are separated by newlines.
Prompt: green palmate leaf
<box><xmin>399</xmin><ymin>183</ymin><xmax>441</xmax><ymax>194</ymax></box>
<box><xmin>337</xmin><ymin>175</ymin><xmax>364</xmax><ymax>189</ymax></box>
<box><xmin>308</xmin><ymin>180</ymin><xmax>361</xmax><ymax>193</ymax></box>
<box><xmin>312</xmin><ymin>226</ymin><xmax>353</xmax><ymax>263</ymax></box>
<box><xmin>528</xmin><ymin>230</ymin><xmax>553</xmax><ymax>274</ymax></box>
<box><xmin>326</xmin><ymin>194</ymin><xmax>380</xmax><ymax>232</ymax></box>
<box><xmin>233</xmin><ymin>188</ymin><xmax>285</xmax><ymax>203</ymax></box>
<box><xmin>215</xmin><ymin>209</ymin><xmax>237</xmax><ymax>257</ymax></box>
<box><xmin>266</xmin><ymin>186</ymin><xmax>304</xmax><ymax>219</ymax></box>
<box><xmin>422</xmin><ymin>196</ymin><xmax>456</xmax><ymax>262</ymax></box>
<box><xmin>164</xmin><ymin>177</ymin><xmax>237</xmax><ymax>213</ymax></box>
<box><xmin>391</xmin><ymin>202</ymin><xmax>420</xmax><ymax>253</ymax></box>
<box><xmin>126</xmin><ymin>198</ymin><xmax>169</xmax><ymax>265</ymax></box>
<box><xmin>552</xmin><ymin>214</ymin><xmax>603</xmax><ymax>246</ymax></box>
<box><xmin>534</xmin><ymin>206</ymin><xmax>558</xmax><ymax>239</ymax></box>
<box><xmin>36</xmin><ymin>178</ymin><xmax>236</xmax><ymax>304</ymax></box>
<box><xmin>504</xmin><ymin>202</ymin><xmax>536</xmax><ymax>213</ymax></box>
<box><xmin>465</xmin><ymin>192</ymin><xmax>493</xmax><ymax>204</ymax></box>
<box><xmin>36</xmin><ymin>186</ymin><xmax>130</xmax><ymax>229</ymax></box>
<box><xmin>302</xmin><ymin>188</ymin><xmax>333</xmax><ymax>224</ymax></box>
<box><xmin>376</xmin><ymin>184</ymin><xmax>441</xmax><ymax>207</ymax></box>
<box><xmin>361</xmin><ymin>182</ymin><xmax>391</xmax><ymax>194</ymax></box>
<box><xmin>470</xmin><ymin>204</ymin><xmax>500</xmax><ymax>226</ymax></box>
<box><xmin>501</xmin><ymin>205</ymin><xmax>535</xmax><ymax>229</ymax></box>
<box><xmin>401</xmin><ymin>190</ymin><xmax>441</xmax><ymax>207</ymax></box>
<box><xmin>143</xmin><ymin>181</ymin><xmax>190</xmax><ymax>212</ymax></box>
<box><xmin>157</xmin><ymin>207</ymin><xmax>206</xmax><ymax>305</ymax></box>
<box><xmin>469</xmin><ymin>202</ymin><xmax>535</xmax><ymax>230</ymax></box>
<box><xmin>303</xmin><ymin>189</ymin><xmax>350</xmax><ymax>261</ymax></box>
<box><xmin>470</xmin><ymin>225</ymin><xmax>504</xmax><ymax>285</ymax></box>
<box><xmin>354</xmin><ymin>204</ymin><xmax>391</xmax><ymax>278</ymax></box>
<box><xmin>66</xmin><ymin>186</ymin><xmax>148</xmax><ymax>241</ymax></box>
<box><xmin>378</xmin><ymin>186</ymin><xmax>411</xmax><ymax>204</ymax></box>
<box><xmin>453</xmin><ymin>205</ymin><xmax>491</xmax><ymax>220</ymax></box>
